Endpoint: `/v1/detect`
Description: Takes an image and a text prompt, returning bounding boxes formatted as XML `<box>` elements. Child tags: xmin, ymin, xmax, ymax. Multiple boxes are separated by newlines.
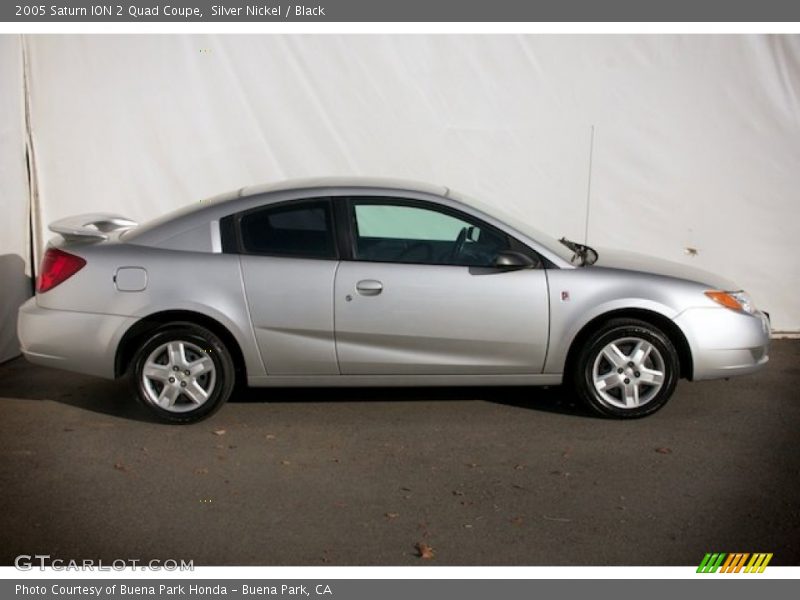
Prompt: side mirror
<box><xmin>493</xmin><ymin>250</ymin><xmax>535</xmax><ymax>270</ymax></box>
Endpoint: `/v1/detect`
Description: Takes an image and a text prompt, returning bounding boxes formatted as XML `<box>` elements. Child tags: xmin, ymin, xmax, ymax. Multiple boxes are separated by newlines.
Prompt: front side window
<box><xmin>239</xmin><ymin>200</ymin><xmax>336</xmax><ymax>259</ymax></box>
<box><xmin>352</xmin><ymin>200</ymin><xmax>513</xmax><ymax>267</ymax></box>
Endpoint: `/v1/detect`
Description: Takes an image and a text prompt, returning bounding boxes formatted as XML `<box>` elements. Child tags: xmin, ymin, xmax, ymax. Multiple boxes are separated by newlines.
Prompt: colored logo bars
<box><xmin>697</xmin><ymin>553</ymin><xmax>773</xmax><ymax>573</ymax></box>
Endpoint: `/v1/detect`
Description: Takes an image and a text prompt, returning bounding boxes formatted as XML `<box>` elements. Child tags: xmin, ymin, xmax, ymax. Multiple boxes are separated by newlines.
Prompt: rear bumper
<box><xmin>17</xmin><ymin>297</ymin><xmax>135</xmax><ymax>379</ymax></box>
<box><xmin>673</xmin><ymin>307</ymin><xmax>770</xmax><ymax>381</ymax></box>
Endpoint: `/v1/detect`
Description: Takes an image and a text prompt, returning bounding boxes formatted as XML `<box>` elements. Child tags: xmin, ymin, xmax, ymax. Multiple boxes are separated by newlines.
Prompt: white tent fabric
<box><xmin>0</xmin><ymin>36</ymin><xmax>31</xmax><ymax>363</ymax></box>
<box><xmin>2</xmin><ymin>35</ymin><xmax>799</xmax><ymax>362</ymax></box>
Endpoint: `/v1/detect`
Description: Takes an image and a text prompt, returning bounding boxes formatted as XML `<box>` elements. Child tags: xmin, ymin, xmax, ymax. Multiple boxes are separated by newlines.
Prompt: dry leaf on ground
<box><xmin>416</xmin><ymin>542</ymin><xmax>435</xmax><ymax>559</ymax></box>
<box><xmin>542</xmin><ymin>515</ymin><xmax>572</xmax><ymax>523</ymax></box>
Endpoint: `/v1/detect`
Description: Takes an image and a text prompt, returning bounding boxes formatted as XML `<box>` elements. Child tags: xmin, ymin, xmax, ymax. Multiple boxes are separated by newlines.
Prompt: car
<box><xmin>17</xmin><ymin>177</ymin><xmax>770</xmax><ymax>422</ymax></box>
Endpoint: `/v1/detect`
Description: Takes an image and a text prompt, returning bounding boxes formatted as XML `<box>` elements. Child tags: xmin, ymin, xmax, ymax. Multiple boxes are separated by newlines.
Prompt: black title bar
<box><xmin>5</xmin><ymin>0</ymin><xmax>800</xmax><ymax>22</ymax></box>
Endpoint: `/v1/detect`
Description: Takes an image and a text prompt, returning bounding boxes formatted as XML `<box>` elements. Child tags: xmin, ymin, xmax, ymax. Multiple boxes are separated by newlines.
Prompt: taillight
<box><xmin>36</xmin><ymin>248</ymin><xmax>86</xmax><ymax>293</ymax></box>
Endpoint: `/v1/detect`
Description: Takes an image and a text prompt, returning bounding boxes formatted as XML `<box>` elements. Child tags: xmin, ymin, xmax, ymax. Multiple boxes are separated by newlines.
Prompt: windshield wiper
<box><xmin>559</xmin><ymin>237</ymin><xmax>598</xmax><ymax>266</ymax></box>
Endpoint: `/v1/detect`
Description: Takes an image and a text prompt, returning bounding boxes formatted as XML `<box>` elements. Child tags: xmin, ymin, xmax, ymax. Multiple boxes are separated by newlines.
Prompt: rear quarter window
<box><xmin>234</xmin><ymin>200</ymin><xmax>337</xmax><ymax>259</ymax></box>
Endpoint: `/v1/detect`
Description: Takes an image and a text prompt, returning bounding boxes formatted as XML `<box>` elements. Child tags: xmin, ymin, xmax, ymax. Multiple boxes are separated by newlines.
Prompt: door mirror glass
<box><xmin>494</xmin><ymin>250</ymin><xmax>535</xmax><ymax>269</ymax></box>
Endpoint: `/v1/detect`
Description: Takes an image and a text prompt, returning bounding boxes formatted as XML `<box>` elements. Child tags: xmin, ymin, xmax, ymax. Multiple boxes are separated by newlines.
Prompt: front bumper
<box><xmin>673</xmin><ymin>307</ymin><xmax>770</xmax><ymax>381</ymax></box>
<box><xmin>17</xmin><ymin>297</ymin><xmax>135</xmax><ymax>379</ymax></box>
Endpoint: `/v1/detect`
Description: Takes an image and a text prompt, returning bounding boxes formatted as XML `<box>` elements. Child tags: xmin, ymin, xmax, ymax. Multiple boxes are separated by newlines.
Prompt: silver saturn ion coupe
<box><xmin>18</xmin><ymin>178</ymin><xmax>770</xmax><ymax>423</ymax></box>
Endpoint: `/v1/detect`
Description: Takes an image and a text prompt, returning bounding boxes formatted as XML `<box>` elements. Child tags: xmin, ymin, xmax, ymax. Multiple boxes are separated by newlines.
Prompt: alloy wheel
<box><xmin>591</xmin><ymin>336</ymin><xmax>666</xmax><ymax>409</ymax></box>
<box><xmin>141</xmin><ymin>340</ymin><xmax>217</xmax><ymax>412</ymax></box>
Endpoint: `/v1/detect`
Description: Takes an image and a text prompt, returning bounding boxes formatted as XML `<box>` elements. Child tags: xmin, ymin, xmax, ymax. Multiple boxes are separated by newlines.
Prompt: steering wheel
<box><xmin>449</xmin><ymin>227</ymin><xmax>469</xmax><ymax>264</ymax></box>
<box><xmin>396</xmin><ymin>242</ymin><xmax>434</xmax><ymax>262</ymax></box>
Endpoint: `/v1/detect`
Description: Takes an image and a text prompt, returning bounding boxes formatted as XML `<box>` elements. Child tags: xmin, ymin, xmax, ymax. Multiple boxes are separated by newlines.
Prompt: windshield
<box><xmin>447</xmin><ymin>189</ymin><xmax>580</xmax><ymax>264</ymax></box>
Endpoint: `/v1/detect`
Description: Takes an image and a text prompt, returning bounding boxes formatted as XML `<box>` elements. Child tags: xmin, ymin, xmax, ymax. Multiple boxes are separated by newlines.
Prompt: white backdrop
<box><xmin>0</xmin><ymin>36</ymin><xmax>31</xmax><ymax>363</ymax></box>
<box><xmin>2</xmin><ymin>34</ymin><xmax>799</xmax><ymax>360</ymax></box>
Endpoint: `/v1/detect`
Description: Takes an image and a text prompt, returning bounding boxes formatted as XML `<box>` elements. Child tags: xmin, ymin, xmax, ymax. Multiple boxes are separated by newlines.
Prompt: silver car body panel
<box><xmin>29</xmin><ymin>243</ymin><xmax>266</xmax><ymax>378</ymax></box>
<box><xmin>246</xmin><ymin>374</ymin><xmax>563</xmax><ymax>387</ymax></box>
<box><xmin>240</xmin><ymin>255</ymin><xmax>339</xmax><ymax>375</ymax></box>
<box><xmin>673</xmin><ymin>307</ymin><xmax>770</xmax><ymax>380</ymax></box>
<box><xmin>334</xmin><ymin>261</ymin><xmax>549</xmax><ymax>375</ymax></box>
<box><xmin>18</xmin><ymin>177</ymin><xmax>770</xmax><ymax>388</ymax></box>
<box><xmin>18</xmin><ymin>301</ymin><xmax>135</xmax><ymax>379</ymax></box>
<box><xmin>590</xmin><ymin>246</ymin><xmax>740</xmax><ymax>291</ymax></box>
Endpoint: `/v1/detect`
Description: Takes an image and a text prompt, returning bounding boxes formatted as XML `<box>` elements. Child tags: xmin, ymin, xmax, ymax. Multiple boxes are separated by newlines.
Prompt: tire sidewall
<box><xmin>131</xmin><ymin>323</ymin><xmax>235</xmax><ymax>424</ymax></box>
<box><xmin>575</xmin><ymin>319</ymin><xmax>679</xmax><ymax>419</ymax></box>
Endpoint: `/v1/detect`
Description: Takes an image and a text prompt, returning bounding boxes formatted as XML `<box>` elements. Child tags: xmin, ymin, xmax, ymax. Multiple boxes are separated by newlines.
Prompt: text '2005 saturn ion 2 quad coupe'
<box><xmin>18</xmin><ymin>178</ymin><xmax>770</xmax><ymax>423</ymax></box>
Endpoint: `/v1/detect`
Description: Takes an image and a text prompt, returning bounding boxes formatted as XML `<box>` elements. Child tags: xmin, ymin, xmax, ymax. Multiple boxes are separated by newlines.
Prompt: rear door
<box><xmin>236</xmin><ymin>198</ymin><xmax>340</xmax><ymax>375</ymax></box>
<box><xmin>334</xmin><ymin>197</ymin><xmax>550</xmax><ymax>375</ymax></box>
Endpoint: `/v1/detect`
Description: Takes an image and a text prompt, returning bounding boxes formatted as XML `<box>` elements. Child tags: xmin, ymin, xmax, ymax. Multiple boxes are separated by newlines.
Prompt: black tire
<box><xmin>572</xmin><ymin>318</ymin><xmax>679</xmax><ymax>419</ymax></box>
<box><xmin>130</xmin><ymin>322</ymin><xmax>235</xmax><ymax>424</ymax></box>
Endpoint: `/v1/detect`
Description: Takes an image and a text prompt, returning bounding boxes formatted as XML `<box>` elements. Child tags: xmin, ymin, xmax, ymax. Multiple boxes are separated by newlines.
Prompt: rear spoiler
<box><xmin>49</xmin><ymin>213</ymin><xmax>138</xmax><ymax>241</ymax></box>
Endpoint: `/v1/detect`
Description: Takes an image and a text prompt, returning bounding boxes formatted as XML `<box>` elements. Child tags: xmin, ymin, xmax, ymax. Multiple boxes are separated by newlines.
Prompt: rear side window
<box><xmin>239</xmin><ymin>200</ymin><xmax>336</xmax><ymax>259</ymax></box>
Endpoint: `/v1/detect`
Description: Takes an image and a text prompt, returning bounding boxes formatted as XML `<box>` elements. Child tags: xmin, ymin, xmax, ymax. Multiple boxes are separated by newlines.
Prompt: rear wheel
<box><xmin>572</xmin><ymin>318</ymin><xmax>679</xmax><ymax>418</ymax></box>
<box><xmin>130</xmin><ymin>322</ymin><xmax>235</xmax><ymax>423</ymax></box>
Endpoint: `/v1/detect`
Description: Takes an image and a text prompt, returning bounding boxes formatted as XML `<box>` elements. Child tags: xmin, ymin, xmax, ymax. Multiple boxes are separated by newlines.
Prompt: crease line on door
<box><xmin>331</xmin><ymin>259</ymin><xmax>343</xmax><ymax>375</ymax></box>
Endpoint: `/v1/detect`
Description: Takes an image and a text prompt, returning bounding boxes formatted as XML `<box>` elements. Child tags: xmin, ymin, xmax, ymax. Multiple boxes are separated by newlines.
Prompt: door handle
<box><xmin>355</xmin><ymin>279</ymin><xmax>383</xmax><ymax>296</ymax></box>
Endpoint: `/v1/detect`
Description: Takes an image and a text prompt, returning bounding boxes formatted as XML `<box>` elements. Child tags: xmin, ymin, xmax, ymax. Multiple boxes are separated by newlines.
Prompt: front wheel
<box><xmin>572</xmin><ymin>318</ymin><xmax>679</xmax><ymax>418</ymax></box>
<box><xmin>130</xmin><ymin>322</ymin><xmax>235</xmax><ymax>423</ymax></box>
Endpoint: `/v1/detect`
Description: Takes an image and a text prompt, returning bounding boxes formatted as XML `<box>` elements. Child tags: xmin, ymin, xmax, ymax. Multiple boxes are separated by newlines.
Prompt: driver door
<box><xmin>333</xmin><ymin>197</ymin><xmax>550</xmax><ymax>375</ymax></box>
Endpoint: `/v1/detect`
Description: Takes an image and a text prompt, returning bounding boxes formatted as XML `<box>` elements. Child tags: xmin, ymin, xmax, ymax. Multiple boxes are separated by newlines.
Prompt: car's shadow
<box><xmin>0</xmin><ymin>358</ymin><xmax>595</xmax><ymax>423</ymax></box>
<box><xmin>236</xmin><ymin>383</ymin><xmax>593</xmax><ymax>417</ymax></box>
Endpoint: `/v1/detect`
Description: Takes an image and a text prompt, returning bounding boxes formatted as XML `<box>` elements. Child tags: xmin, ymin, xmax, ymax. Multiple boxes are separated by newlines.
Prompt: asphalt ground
<box><xmin>0</xmin><ymin>340</ymin><xmax>798</xmax><ymax>566</ymax></box>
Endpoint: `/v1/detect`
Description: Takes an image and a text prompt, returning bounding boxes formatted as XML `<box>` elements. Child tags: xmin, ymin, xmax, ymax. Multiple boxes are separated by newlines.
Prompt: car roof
<box><xmin>237</xmin><ymin>177</ymin><xmax>449</xmax><ymax>200</ymax></box>
<box><xmin>123</xmin><ymin>177</ymin><xmax>450</xmax><ymax>245</ymax></box>
<box><xmin>123</xmin><ymin>177</ymin><xmax>574</xmax><ymax>267</ymax></box>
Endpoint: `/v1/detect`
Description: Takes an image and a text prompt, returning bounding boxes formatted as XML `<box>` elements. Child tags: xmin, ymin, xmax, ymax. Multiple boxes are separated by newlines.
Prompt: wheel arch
<box><xmin>115</xmin><ymin>309</ymin><xmax>248</xmax><ymax>382</ymax></box>
<box><xmin>564</xmin><ymin>308</ymin><xmax>694</xmax><ymax>381</ymax></box>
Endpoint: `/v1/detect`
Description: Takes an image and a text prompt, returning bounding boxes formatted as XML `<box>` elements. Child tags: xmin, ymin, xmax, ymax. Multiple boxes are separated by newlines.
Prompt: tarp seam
<box><xmin>21</xmin><ymin>34</ymin><xmax>41</xmax><ymax>279</ymax></box>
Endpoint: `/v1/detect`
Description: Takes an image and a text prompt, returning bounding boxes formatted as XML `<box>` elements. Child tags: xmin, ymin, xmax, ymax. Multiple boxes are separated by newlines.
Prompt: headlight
<box><xmin>705</xmin><ymin>290</ymin><xmax>756</xmax><ymax>314</ymax></box>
